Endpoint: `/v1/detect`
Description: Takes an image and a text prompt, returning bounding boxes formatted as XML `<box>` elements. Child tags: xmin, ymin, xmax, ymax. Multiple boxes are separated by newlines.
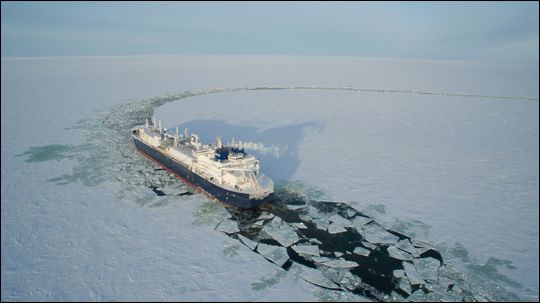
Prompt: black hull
<box><xmin>133</xmin><ymin>136</ymin><xmax>273</xmax><ymax>208</ymax></box>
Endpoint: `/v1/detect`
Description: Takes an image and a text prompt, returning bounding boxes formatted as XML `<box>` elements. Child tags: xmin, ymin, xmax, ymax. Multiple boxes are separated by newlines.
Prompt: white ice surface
<box><xmin>2</xmin><ymin>55</ymin><xmax>539</xmax><ymax>301</ymax></box>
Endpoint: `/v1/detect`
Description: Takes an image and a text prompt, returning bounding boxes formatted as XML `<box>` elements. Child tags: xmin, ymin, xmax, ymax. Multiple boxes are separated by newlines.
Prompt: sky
<box><xmin>1</xmin><ymin>1</ymin><xmax>538</xmax><ymax>63</ymax></box>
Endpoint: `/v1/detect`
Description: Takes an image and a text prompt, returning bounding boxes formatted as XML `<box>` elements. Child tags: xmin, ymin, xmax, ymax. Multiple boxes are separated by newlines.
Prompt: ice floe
<box><xmin>362</xmin><ymin>223</ymin><xmax>399</xmax><ymax>245</ymax></box>
<box><xmin>238</xmin><ymin>234</ymin><xmax>258</xmax><ymax>251</ymax></box>
<box><xmin>215</xmin><ymin>219</ymin><xmax>240</xmax><ymax>234</ymax></box>
<box><xmin>288</xmin><ymin>263</ymin><xmax>340</xmax><ymax>290</ymax></box>
<box><xmin>353</xmin><ymin>246</ymin><xmax>371</xmax><ymax>257</ymax></box>
<box><xmin>291</xmin><ymin>244</ymin><xmax>320</xmax><ymax>256</ymax></box>
<box><xmin>320</xmin><ymin>259</ymin><xmax>358</xmax><ymax>269</ymax></box>
<box><xmin>256</xmin><ymin>243</ymin><xmax>289</xmax><ymax>267</ymax></box>
<box><xmin>387</xmin><ymin>246</ymin><xmax>414</xmax><ymax>261</ymax></box>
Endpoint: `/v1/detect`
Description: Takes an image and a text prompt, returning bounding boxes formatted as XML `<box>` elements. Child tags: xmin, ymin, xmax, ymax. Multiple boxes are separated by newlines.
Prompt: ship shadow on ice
<box><xmin>170</xmin><ymin>119</ymin><xmax>324</xmax><ymax>182</ymax></box>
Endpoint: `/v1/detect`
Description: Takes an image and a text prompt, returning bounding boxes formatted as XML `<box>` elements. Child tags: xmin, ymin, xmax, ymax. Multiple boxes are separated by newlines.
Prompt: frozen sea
<box><xmin>1</xmin><ymin>56</ymin><xmax>538</xmax><ymax>301</ymax></box>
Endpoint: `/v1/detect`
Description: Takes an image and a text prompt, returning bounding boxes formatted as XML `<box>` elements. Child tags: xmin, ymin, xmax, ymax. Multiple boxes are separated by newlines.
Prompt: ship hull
<box><xmin>133</xmin><ymin>136</ymin><xmax>273</xmax><ymax>208</ymax></box>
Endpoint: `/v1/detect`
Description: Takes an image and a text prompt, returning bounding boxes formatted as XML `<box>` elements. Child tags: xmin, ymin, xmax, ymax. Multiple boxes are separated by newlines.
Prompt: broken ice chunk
<box><xmin>441</xmin><ymin>291</ymin><xmax>465</xmax><ymax>302</ymax></box>
<box><xmin>361</xmin><ymin>241</ymin><xmax>377</xmax><ymax>250</ymax></box>
<box><xmin>256</xmin><ymin>243</ymin><xmax>289</xmax><ymax>267</ymax></box>
<box><xmin>312</xmin><ymin>218</ymin><xmax>329</xmax><ymax>230</ymax></box>
<box><xmin>413</xmin><ymin>257</ymin><xmax>441</xmax><ymax>282</ymax></box>
<box><xmin>311</xmin><ymin>256</ymin><xmax>332</xmax><ymax>264</ymax></box>
<box><xmin>411</xmin><ymin>239</ymin><xmax>432</xmax><ymax>248</ymax></box>
<box><xmin>407</xmin><ymin>289</ymin><xmax>428</xmax><ymax>301</ymax></box>
<box><xmin>160</xmin><ymin>185</ymin><xmax>183</xmax><ymax>195</ymax></box>
<box><xmin>309</xmin><ymin>238</ymin><xmax>322</xmax><ymax>245</ymax></box>
<box><xmin>215</xmin><ymin>219</ymin><xmax>240</xmax><ymax>234</ymax></box>
<box><xmin>340</xmin><ymin>271</ymin><xmax>362</xmax><ymax>291</ymax></box>
<box><xmin>392</xmin><ymin>269</ymin><xmax>405</xmax><ymax>279</ymax></box>
<box><xmin>398</xmin><ymin>277</ymin><xmax>412</xmax><ymax>295</ymax></box>
<box><xmin>298</xmin><ymin>214</ymin><xmax>312</xmax><ymax>222</ymax></box>
<box><xmin>403</xmin><ymin>261</ymin><xmax>425</xmax><ymax>285</ymax></box>
<box><xmin>320</xmin><ymin>267</ymin><xmax>347</xmax><ymax>285</ymax></box>
<box><xmin>287</xmin><ymin>203</ymin><xmax>307</xmax><ymax>210</ymax></box>
<box><xmin>292</xmin><ymin>222</ymin><xmax>307</xmax><ymax>229</ymax></box>
<box><xmin>321</xmin><ymin>259</ymin><xmax>359</xmax><ymax>269</ymax></box>
<box><xmin>329</xmin><ymin>214</ymin><xmax>354</xmax><ymax>227</ymax></box>
<box><xmin>345</xmin><ymin>209</ymin><xmax>357</xmax><ymax>218</ymax></box>
<box><xmin>334</xmin><ymin>252</ymin><xmax>343</xmax><ymax>258</ymax></box>
<box><xmin>353</xmin><ymin>246</ymin><xmax>371</xmax><ymax>257</ymax></box>
<box><xmin>328</xmin><ymin>222</ymin><xmax>347</xmax><ymax>234</ymax></box>
<box><xmin>289</xmin><ymin>263</ymin><xmax>340</xmax><ymax>290</ymax></box>
<box><xmin>308</xmin><ymin>206</ymin><xmax>322</xmax><ymax>219</ymax></box>
<box><xmin>267</xmin><ymin>216</ymin><xmax>283</xmax><ymax>227</ymax></box>
<box><xmin>425</xmin><ymin>283</ymin><xmax>448</xmax><ymax>294</ymax></box>
<box><xmin>396</xmin><ymin>239</ymin><xmax>417</xmax><ymax>255</ymax></box>
<box><xmin>363</xmin><ymin>223</ymin><xmax>399</xmax><ymax>245</ymax></box>
<box><xmin>291</xmin><ymin>244</ymin><xmax>320</xmax><ymax>256</ymax></box>
<box><xmin>257</xmin><ymin>212</ymin><xmax>275</xmax><ymax>221</ymax></box>
<box><xmin>238</xmin><ymin>234</ymin><xmax>258</xmax><ymax>251</ymax></box>
<box><xmin>352</xmin><ymin>216</ymin><xmax>372</xmax><ymax>228</ymax></box>
<box><xmin>263</xmin><ymin>223</ymin><xmax>299</xmax><ymax>247</ymax></box>
<box><xmin>252</xmin><ymin>220</ymin><xmax>264</xmax><ymax>227</ymax></box>
<box><xmin>387</xmin><ymin>246</ymin><xmax>414</xmax><ymax>261</ymax></box>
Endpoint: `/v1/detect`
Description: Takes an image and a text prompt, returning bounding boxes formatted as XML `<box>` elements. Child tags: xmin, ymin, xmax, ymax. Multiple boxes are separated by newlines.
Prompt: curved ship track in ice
<box><xmin>19</xmin><ymin>85</ymin><xmax>530</xmax><ymax>302</ymax></box>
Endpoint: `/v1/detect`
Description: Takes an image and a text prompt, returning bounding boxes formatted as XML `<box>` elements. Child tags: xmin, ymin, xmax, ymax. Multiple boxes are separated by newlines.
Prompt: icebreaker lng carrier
<box><xmin>132</xmin><ymin>119</ymin><xmax>274</xmax><ymax>208</ymax></box>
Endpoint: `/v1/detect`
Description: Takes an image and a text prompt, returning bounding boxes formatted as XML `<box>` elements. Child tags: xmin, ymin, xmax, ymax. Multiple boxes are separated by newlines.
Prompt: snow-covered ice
<box><xmin>2</xmin><ymin>55</ymin><xmax>538</xmax><ymax>301</ymax></box>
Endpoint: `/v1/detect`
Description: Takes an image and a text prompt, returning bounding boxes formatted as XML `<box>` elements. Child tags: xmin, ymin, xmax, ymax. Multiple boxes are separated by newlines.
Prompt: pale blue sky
<box><xmin>1</xmin><ymin>1</ymin><xmax>538</xmax><ymax>62</ymax></box>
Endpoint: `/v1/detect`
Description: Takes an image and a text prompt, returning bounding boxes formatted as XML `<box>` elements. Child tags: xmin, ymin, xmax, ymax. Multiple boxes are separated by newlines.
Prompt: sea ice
<box><xmin>352</xmin><ymin>216</ymin><xmax>372</xmax><ymax>228</ymax></box>
<box><xmin>263</xmin><ymin>221</ymin><xmax>299</xmax><ymax>247</ymax></box>
<box><xmin>292</xmin><ymin>222</ymin><xmax>307</xmax><ymax>229</ymax></box>
<box><xmin>321</xmin><ymin>259</ymin><xmax>359</xmax><ymax>269</ymax></box>
<box><xmin>328</xmin><ymin>214</ymin><xmax>353</xmax><ymax>227</ymax></box>
<box><xmin>398</xmin><ymin>277</ymin><xmax>412</xmax><ymax>295</ymax></box>
<box><xmin>393</xmin><ymin>269</ymin><xmax>406</xmax><ymax>279</ymax></box>
<box><xmin>288</xmin><ymin>263</ymin><xmax>340</xmax><ymax>290</ymax></box>
<box><xmin>345</xmin><ymin>209</ymin><xmax>356</xmax><ymax>219</ymax></box>
<box><xmin>362</xmin><ymin>223</ymin><xmax>399</xmax><ymax>245</ymax></box>
<box><xmin>257</xmin><ymin>212</ymin><xmax>275</xmax><ymax>221</ymax></box>
<box><xmin>252</xmin><ymin>220</ymin><xmax>264</xmax><ymax>227</ymax></box>
<box><xmin>353</xmin><ymin>246</ymin><xmax>371</xmax><ymax>257</ymax></box>
<box><xmin>361</xmin><ymin>241</ymin><xmax>377</xmax><ymax>250</ymax></box>
<box><xmin>215</xmin><ymin>219</ymin><xmax>240</xmax><ymax>234</ymax></box>
<box><xmin>327</xmin><ymin>222</ymin><xmax>347</xmax><ymax>234</ymax></box>
<box><xmin>312</xmin><ymin>218</ymin><xmax>329</xmax><ymax>230</ymax></box>
<box><xmin>395</xmin><ymin>239</ymin><xmax>417</xmax><ymax>256</ymax></box>
<box><xmin>256</xmin><ymin>243</ymin><xmax>289</xmax><ymax>267</ymax></box>
<box><xmin>287</xmin><ymin>203</ymin><xmax>307</xmax><ymax>210</ymax></box>
<box><xmin>413</xmin><ymin>257</ymin><xmax>440</xmax><ymax>282</ymax></box>
<box><xmin>311</xmin><ymin>256</ymin><xmax>332</xmax><ymax>264</ymax></box>
<box><xmin>340</xmin><ymin>271</ymin><xmax>362</xmax><ymax>291</ymax></box>
<box><xmin>308</xmin><ymin>238</ymin><xmax>322</xmax><ymax>245</ymax></box>
<box><xmin>291</xmin><ymin>244</ymin><xmax>320</xmax><ymax>256</ymax></box>
<box><xmin>238</xmin><ymin>234</ymin><xmax>258</xmax><ymax>251</ymax></box>
<box><xmin>407</xmin><ymin>290</ymin><xmax>428</xmax><ymax>301</ymax></box>
<box><xmin>403</xmin><ymin>261</ymin><xmax>425</xmax><ymax>285</ymax></box>
<box><xmin>387</xmin><ymin>246</ymin><xmax>414</xmax><ymax>261</ymax></box>
<box><xmin>307</xmin><ymin>206</ymin><xmax>322</xmax><ymax>219</ymax></box>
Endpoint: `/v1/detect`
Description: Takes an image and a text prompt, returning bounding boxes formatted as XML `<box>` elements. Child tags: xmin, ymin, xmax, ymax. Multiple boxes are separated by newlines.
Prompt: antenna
<box><xmin>216</xmin><ymin>136</ymin><xmax>223</xmax><ymax>149</ymax></box>
<box><xmin>158</xmin><ymin>120</ymin><xmax>162</xmax><ymax>132</ymax></box>
<box><xmin>145</xmin><ymin>118</ymin><xmax>148</xmax><ymax>128</ymax></box>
